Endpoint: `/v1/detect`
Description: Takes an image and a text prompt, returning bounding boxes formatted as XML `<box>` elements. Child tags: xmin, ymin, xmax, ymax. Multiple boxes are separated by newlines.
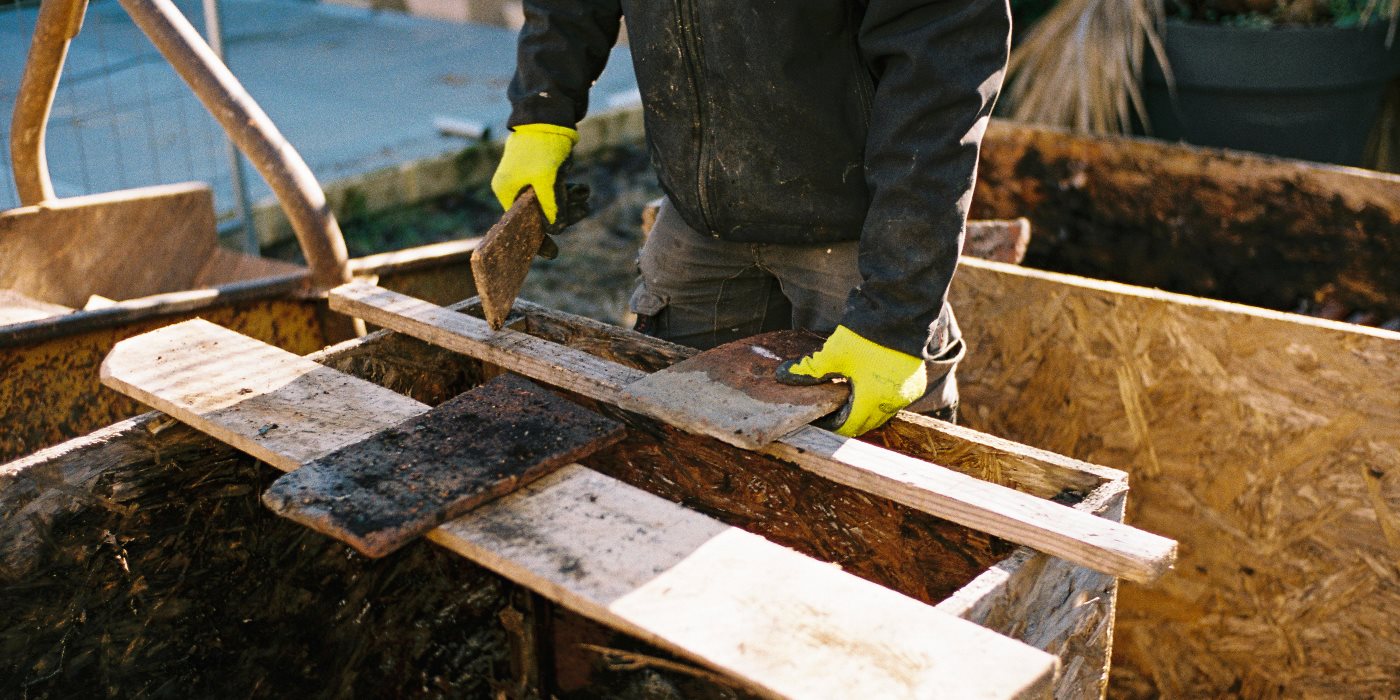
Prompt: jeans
<box><xmin>629</xmin><ymin>198</ymin><xmax>961</xmax><ymax>416</ymax></box>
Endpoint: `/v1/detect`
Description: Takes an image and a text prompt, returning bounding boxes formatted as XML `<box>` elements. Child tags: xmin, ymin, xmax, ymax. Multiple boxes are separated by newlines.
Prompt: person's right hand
<box><xmin>491</xmin><ymin>123</ymin><xmax>578</xmax><ymax>224</ymax></box>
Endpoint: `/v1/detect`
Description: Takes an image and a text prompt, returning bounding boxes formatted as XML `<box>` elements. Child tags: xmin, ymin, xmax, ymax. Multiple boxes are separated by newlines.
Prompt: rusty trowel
<box><xmin>617</xmin><ymin>330</ymin><xmax>851</xmax><ymax>449</ymax></box>
<box><xmin>471</xmin><ymin>185</ymin><xmax>588</xmax><ymax>330</ymax></box>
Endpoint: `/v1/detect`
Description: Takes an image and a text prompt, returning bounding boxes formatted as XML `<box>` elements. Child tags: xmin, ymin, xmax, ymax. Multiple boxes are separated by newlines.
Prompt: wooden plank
<box><xmin>949</xmin><ymin>256</ymin><xmax>1400</xmax><ymax>697</ymax></box>
<box><xmin>471</xmin><ymin>188</ymin><xmax>547</xmax><ymax>329</ymax></box>
<box><xmin>0</xmin><ymin>289</ymin><xmax>72</xmax><ymax>325</ymax></box>
<box><xmin>99</xmin><ymin>318</ymin><xmax>425</xmax><ymax>471</ymax></box>
<box><xmin>616</xmin><ymin>330</ymin><xmax>847</xmax><ymax>449</ymax></box>
<box><xmin>263</xmin><ymin>374</ymin><xmax>625</xmax><ymax>558</ymax></box>
<box><xmin>0</xmin><ymin>183</ymin><xmax>219</xmax><ymax>308</ymax></box>
<box><xmin>329</xmin><ymin>283</ymin><xmax>1178</xmax><ymax>583</ymax></box>
<box><xmin>97</xmin><ymin>318</ymin><xmax>1059</xmax><ymax>699</ymax></box>
<box><xmin>437</xmin><ymin>464</ymin><xmax>1056</xmax><ymax>700</ymax></box>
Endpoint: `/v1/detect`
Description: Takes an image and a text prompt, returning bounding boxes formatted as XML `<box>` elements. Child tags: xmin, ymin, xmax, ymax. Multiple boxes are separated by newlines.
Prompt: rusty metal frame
<box><xmin>8</xmin><ymin>0</ymin><xmax>352</xmax><ymax>293</ymax></box>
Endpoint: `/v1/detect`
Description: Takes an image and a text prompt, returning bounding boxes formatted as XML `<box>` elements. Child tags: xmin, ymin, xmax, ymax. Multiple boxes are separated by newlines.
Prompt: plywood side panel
<box><xmin>951</xmin><ymin>257</ymin><xmax>1400</xmax><ymax>697</ymax></box>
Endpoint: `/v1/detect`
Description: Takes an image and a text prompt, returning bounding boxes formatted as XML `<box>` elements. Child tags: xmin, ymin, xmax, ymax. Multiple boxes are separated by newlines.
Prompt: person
<box><xmin>491</xmin><ymin>1</ymin><xmax>1011</xmax><ymax>437</ymax></box>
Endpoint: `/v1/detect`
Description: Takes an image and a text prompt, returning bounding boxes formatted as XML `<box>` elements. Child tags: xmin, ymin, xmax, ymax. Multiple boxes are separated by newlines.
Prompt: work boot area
<box><xmin>2</xmin><ymin>1</ymin><xmax>1399</xmax><ymax>699</ymax></box>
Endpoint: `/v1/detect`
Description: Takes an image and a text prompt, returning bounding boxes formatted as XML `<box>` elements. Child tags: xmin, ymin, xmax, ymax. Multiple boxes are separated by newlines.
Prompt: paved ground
<box><xmin>0</xmin><ymin>0</ymin><xmax>637</xmax><ymax>219</ymax></box>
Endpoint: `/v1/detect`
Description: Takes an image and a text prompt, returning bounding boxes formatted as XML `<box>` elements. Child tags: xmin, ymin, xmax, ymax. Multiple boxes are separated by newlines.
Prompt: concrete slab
<box><xmin>0</xmin><ymin>0</ymin><xmax>637</xmax><ymax>219</ymax></box>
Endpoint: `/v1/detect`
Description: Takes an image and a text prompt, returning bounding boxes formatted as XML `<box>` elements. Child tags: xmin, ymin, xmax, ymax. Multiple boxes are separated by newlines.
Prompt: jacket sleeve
<box><xmin>507</xmin><ymin>0</ymin><xmax>623</xmax><ymax>129</ymax></box>
<box><xmin>841</xmin><ymin>0</ymin><xmax>1010</xmax><ymax>358</ymax></box>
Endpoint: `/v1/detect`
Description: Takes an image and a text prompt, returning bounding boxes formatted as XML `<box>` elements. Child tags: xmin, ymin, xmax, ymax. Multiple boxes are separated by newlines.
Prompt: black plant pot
<box><xmin>1143</xmin><ymin>20</ymin><xmax>1399</xmax><ymax>166</ymax></box>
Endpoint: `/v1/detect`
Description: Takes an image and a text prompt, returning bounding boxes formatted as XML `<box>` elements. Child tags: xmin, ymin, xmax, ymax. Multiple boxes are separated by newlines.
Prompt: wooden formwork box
<box><xmin>3</xmin><ymin>293</ymin><xmax>1133</xmax><ymax>698</ymax></box>
<box><xmin>951</xmin><ymin>260</ymin><xmax>1400</xmax><ymax>697</ymax></box>
<box><xmin>970</xmin><ymin>124</ymin><xmax>1400</xmax><ymax>697</ymax></box>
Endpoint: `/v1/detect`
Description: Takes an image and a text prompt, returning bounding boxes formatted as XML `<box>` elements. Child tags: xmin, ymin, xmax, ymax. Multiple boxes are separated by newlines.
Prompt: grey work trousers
<box><xmin>628</xmin><ymin>198</ymin><xmax>962</xmax><ymax>415</ymax></box>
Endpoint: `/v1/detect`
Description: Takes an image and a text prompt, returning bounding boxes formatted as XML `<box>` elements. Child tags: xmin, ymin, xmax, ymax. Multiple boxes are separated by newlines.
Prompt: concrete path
<box><xmin>0</xmin><ymin>0</ymin><xmax>637</xmax><ymax>219</ymax></box>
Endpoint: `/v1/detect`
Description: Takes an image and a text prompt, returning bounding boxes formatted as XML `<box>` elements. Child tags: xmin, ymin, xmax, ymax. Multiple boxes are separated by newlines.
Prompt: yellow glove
<box><xmin>491</xmin><ymin>123</ymin><xmax>578</xmax><ymax>224</ymax></box>
<box><xmin>776</xmin><ymin>325</ymin><xmax>927</xmax><ymax>437</ymax></box>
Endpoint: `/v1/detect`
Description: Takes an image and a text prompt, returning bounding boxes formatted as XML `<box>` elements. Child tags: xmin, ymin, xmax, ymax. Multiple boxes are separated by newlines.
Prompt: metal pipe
<box><xmin>199</xmin><ymin>0</ymin><xmax>260</xmax><ymax>255</ymax></box>
<box><xmin>10</xmin><ymin>0</ymin><xmax>89</xmax><ymax>206</ymax></box>
<box><xmin>117</xmin><ymin>0</ymin><xmax>352</xmax><ymax>293</ymax></box>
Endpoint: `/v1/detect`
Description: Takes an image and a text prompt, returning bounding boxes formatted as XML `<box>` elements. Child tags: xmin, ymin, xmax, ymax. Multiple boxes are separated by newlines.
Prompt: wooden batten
<box><xmin>951</xmin><ymin>257</ymin><xmax>1400</xmax><ymax>697</ymax></box>
<box><xmin>97</xmin><ymin>319</ymin><xmax>1059</xmax><ymax>699</ymax></box>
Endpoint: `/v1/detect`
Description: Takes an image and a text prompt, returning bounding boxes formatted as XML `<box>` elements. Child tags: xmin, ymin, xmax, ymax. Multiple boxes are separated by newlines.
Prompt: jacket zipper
<box><xmin>675</xmin><ymin>0</ymin><xmax>716</xmax><ymax>234</ymax></box>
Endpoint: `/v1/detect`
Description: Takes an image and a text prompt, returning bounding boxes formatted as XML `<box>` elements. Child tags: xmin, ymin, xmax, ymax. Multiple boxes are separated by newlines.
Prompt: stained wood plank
<box><xmin>0</xmin><ymin>183</ymin><xmax>219</xmax><ymax>307</ymax></box>
<box><xmin>264</xmin><ymin>374</ymin><xmax>625</xmax><ymax>558</ymax></box>
<box><xmin>328</xmin><ymin>283</ymin><xmax>1178</xmax><ymax>583</ymax></box>
<box><xmin>616</xmin><ymin>330</ymin><xmax>847</xmax><ymax>449</ymax></box>
<box><xmin>98</xmin><ymin>318</ymin><xmax>1059</xmax><ymax>699</ymax></box>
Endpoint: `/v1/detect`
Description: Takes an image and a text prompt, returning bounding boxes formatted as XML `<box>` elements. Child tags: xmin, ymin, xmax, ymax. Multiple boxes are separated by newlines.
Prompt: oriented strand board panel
<box><xmin>951</xmin><ymin>257</ymin><xmax>1400</xmax><ymax>698</ymax></box>
<box><xmin>99</xmin><ymin>319</ymin><xmax>1059</xmax><ymax>699</ymax></box>
<box><xmin>0</xmin><ymin>183</ymin><xmax>219</xmax><ymax>307</ymax></box>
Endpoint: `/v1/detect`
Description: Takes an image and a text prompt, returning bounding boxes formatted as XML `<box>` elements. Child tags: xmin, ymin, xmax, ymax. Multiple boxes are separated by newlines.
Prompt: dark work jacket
<box><xmin>507</xmin><ymin>0</ymin><xmax>1011</xmax><ymax>358</ymax></box>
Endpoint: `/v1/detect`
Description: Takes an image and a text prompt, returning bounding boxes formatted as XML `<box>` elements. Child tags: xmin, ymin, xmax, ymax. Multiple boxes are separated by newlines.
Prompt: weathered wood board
<box><xmin>99</xmin><ymin>318</ymin><xmax>425</xmax><ymax>471</ymax></box>
<box><xmin>951</xmin><ymin>257</ymin><xmax>1400</xmax><ymax>698</ymax></box>
<box><xmin>616</xmin><ymin>330</ymin><xmax>846</xmax><ymax>449</ymax></box>
<box><xmin>98</xmin><ymin>318</ymin><xmax>1059</xmax><ymax>699</ymax></box>
<box><xmin>264</xmin><ymin>374</ymin><xmax>625</xmax><ymax>558</ymax></box>
<box><xmin>0</xmin><ymin>183</ymin><xmax>219</xmax><ymax>308</ymax></box>
<box><xmin>471</xmin><ymin>188</ymin><xmax>547</xmax><ymax>329</ymax></box>
<box><xmin>330</xmin><ymin>282</ymin><xmax>1178</xmax><ymax>584</ymax></box>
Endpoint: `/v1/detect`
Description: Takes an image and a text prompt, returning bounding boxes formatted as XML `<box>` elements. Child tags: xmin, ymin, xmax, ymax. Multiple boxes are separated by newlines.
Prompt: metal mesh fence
<box><xmin>1</xmin><ymin>0</ymin><xmax>236</xmax><ymax>217</ymax></box>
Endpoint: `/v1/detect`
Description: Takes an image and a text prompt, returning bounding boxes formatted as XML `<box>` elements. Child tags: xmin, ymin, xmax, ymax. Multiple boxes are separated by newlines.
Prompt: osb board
<box><xmin>951</xmin><ymin>257</ymin><xmax>1400</xmax><ymax>698</ymax></box>
<box><xmin>974</xmin><ymin>121</ymin><xmax>1400</xmax><ymax>317</ymax></box>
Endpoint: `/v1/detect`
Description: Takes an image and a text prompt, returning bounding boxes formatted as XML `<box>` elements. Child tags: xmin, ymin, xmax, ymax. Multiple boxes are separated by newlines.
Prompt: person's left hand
<box><xmin>775</xmin><ymin>325</ymin><xmax>926</xmax><ymax>437</ymax></box>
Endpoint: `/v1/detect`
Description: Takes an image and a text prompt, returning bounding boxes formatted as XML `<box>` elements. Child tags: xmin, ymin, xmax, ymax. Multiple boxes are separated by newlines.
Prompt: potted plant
<box><xmin>1004</xmin><ymin>0</ymin><xmax>1400</xmax><ymax>166</ymax></box>
<box><xmin>1144</xmin><ymin>1</ymin><xmax>1400</xmax><ymax>165</ymax></box>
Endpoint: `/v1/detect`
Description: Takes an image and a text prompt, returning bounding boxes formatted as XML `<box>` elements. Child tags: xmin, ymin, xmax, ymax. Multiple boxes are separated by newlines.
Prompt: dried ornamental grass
<box><xmin>1005</xmin><ymin>0</ymin><xmax>1168</xmax><ymax>135</ymax></box>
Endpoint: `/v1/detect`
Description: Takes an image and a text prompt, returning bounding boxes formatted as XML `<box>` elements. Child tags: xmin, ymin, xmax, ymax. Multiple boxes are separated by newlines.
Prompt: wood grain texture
<box><xmin>471</xmin><ymin>188</ymin><xmax>547</xmax><ymax>329</ymax></box>
<box><xmin>616</xmin><ymin>330</ymin><xmax>846</xmax><ymax>449</ymax></box>
<box><xmin>435</xmin><ymin>464</ymin><xmax>1056</xmax><ymax>700</ymax></box>
<box><xmin>264</xmin><ymin>374</ymin><xmax>624</xmax><ymax>558</ymax></box>
<box><xmin>96</xmin><ymin>318</ymin><xmax>1059</xmax><ymax>699</ymax></box>
<box><xmin>952</xmin><ymin>257</ymin><xmax>1400</xmax><ymax>697</ymax></box>
<box><xmin>99</xmin><ymin>319</ymin><xmax>425</xmax><ymax>471</ymax></box>
<box><xmin>330</xmin><ymin>283</ymin><xmax>1177</xmax><ymax>584</ymax></box>
<box><xmin>0</xmin><ymin>183</ymin><xmax>219</xmax><ymax>308</ymax></box>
